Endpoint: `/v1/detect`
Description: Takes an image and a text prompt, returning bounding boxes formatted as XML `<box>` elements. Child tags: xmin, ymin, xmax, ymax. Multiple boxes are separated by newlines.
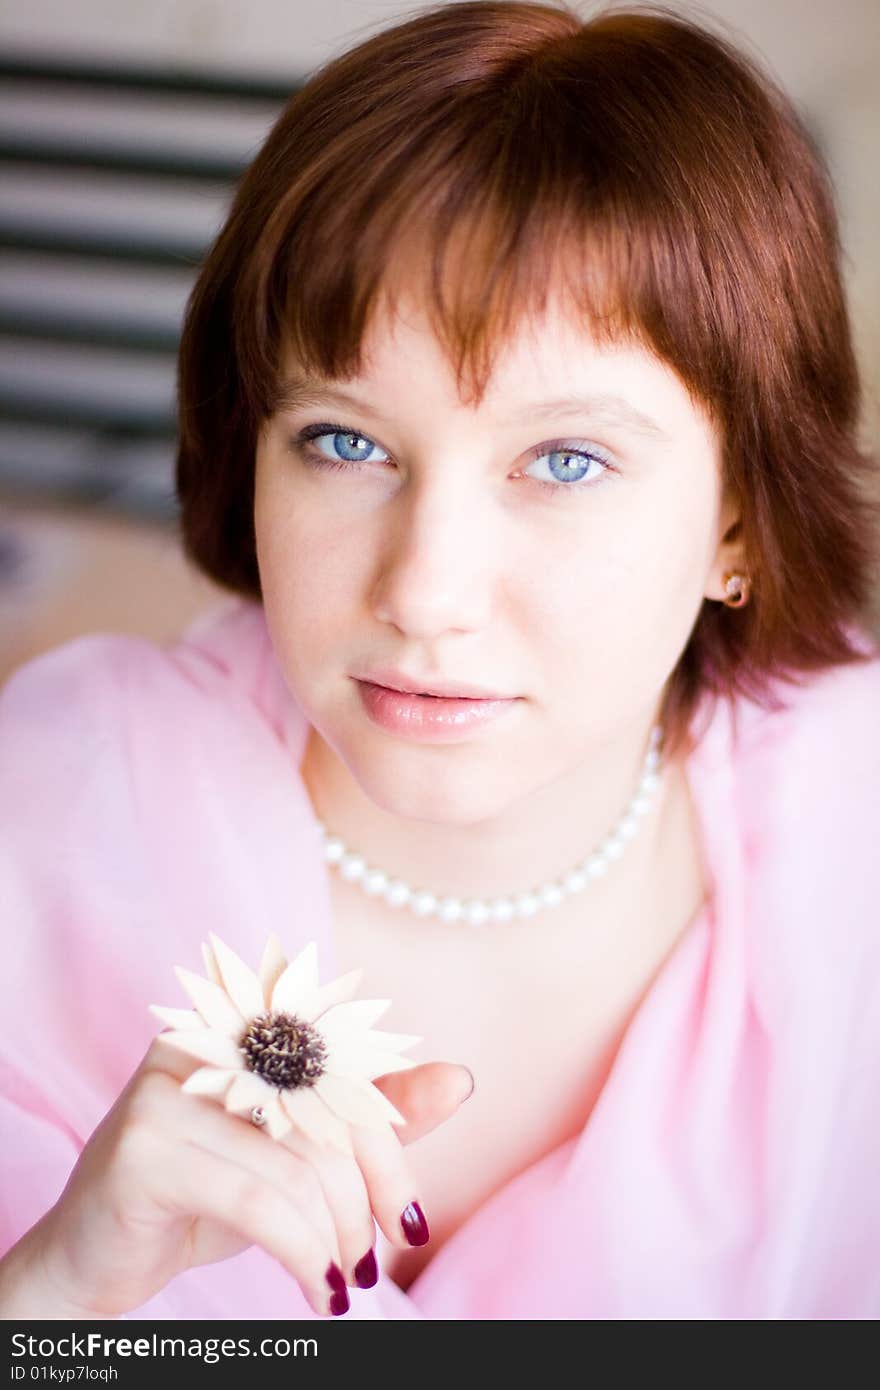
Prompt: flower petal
<box><xmin>181</xmin><ymin>1066</ymin><xmax>238</xmax><ymax>1098</ymax></box>
<box><xmin>360</xmin><ymin>1029</ymin><xmax>422</xmax><ymax>1054</ymax></box>
<box><xmin>298</xmin><ymin>967</ymin><xmax>364</xmax><ymax>1023</ymax></box>
<box><xmin>313</xmin><ymin>1072</ymin><xmax>406</xmax><ymax>1129</ymax></box>
<box><xmin>158</xmin><ymin>1029</ymin><xmax>244</xmax><ymax>1070</ymax></box>
<box><xmin>225</xmin><ymin>1071</ymin><xmax>277</xmax><ymax>1114</ymax></box>
<box><xmin>316</xmin><ymin>999</ymin><xmax>392</xmax><ymax>1042</ymax></box>
<box><xmin>324</xmin><ymin>1043</ymin><xmax>419</xmax><ymax>1081</ymax></box>
<box><xmin>282</xmin><ymin>1086</ymin><xmax>352</xmax><ymax>1153</ymax></box>
<box><xmin>258</xmin><ymin>933</ymin><xmax>289</xmax><ymax>1010</ymax></box>
<box><xmin>173</xmin><ymin>966</ymin><xmax>246</xmax><ymax>1037</ymax></box>
<box><xmin>270</xmin><ymin>940</ymin><xmax>320</xmax><ymax>1016</ymax></box>
<box><xmin>201</xmin><ymin>940</ymin><xmax>223</xmax><ymax>988</ymax></box>
<box><xmin>207</xmin><ymin>933</ymin><xmax>265</xmax><ymax>1021</ymax></box>
<box><xmin>148</xmin><ymin>1004</ymin><xmax>207</xmax><ymax>1032</ymax></box>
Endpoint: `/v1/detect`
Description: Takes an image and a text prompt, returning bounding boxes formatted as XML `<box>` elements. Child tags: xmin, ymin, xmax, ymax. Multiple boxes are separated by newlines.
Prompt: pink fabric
<box><xmin>1</xmin><ymin>596</ymin><xmax>879</xmax><ymax>1320</ymax></box>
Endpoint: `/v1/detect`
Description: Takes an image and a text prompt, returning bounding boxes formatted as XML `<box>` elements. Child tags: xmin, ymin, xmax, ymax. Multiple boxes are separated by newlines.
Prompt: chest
<box><xmin>325</xmin><ymin>761</ymin><xmax>709</xmax><ymax>1293</ymax></box>
<box><xmin>376</xmin><ymin>939</ymin><xmax>673</xmax><ymax>1291</ymax></box>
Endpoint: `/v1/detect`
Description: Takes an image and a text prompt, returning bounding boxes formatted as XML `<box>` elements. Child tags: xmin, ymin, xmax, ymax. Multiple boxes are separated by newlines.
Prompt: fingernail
<box><xmin>354</xmin><ymin>1248</ymin><xmax>378</xmax><ymax>1288</ymax></box>
<box><xmin>325</xmin><ymin>1262</ymin><xmax>350</xmax><ymax>1315</ymax></box>
<box><xmin>400</xmin><ymin>1200</ymin><xmax>430</xmax><ymax>1246</ymax></box>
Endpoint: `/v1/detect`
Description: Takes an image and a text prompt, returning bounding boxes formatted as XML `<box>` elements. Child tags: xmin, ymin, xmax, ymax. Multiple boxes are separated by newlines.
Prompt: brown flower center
<box><xmin>239</xmin><ymin>1011</ymin><xmax>328</xmax><ymax>1090</ymax></box>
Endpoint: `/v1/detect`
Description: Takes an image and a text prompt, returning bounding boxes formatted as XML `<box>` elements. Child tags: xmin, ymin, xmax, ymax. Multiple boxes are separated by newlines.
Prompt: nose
<box><xmin>369</xmin><ymin>472</ymin><xmax>496</xmax><ymax>637</ymax></box>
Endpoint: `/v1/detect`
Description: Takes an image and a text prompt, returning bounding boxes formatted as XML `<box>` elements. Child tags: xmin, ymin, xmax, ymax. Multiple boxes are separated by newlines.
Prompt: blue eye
<box><xmin>291</xmin><ymin>422</ymin><xmax>614</xmax><ymax>495</ymax></box>
<box><xmin>523</xmin><ymin>442</ymin><xmax>612</xmax><ymax>492</ymax></box>
<box><xmin>299</xmin><ymin>426</ymin><xmax>389</xmax><ymax>467</ymax></box>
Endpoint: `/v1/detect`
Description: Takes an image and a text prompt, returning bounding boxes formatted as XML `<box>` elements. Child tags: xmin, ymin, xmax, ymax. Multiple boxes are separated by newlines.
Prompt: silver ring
<box><xmin>249</xmin><ymin>1106</ymin><xmax>267</xmax><ymax>1127</ymax></box>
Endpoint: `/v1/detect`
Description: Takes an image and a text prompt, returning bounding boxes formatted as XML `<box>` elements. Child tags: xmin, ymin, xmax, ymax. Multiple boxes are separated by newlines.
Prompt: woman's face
<box><xmin>254</xmin><ymin>292</ymin><xmax>739</xmax><ymax>828</ymax></box>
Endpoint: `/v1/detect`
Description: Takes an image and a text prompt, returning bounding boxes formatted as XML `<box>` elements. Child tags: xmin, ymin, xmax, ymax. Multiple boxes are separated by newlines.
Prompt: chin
<box><xmin>348</xmin><ymin>746</ymin><xmax>520</xmax><ymax>828</ymax></box>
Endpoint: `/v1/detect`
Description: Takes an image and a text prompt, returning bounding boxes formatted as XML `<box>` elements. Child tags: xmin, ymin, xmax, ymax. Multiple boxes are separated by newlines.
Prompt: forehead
<box><xmin>277</xmin><ymin>285</ymin><xmax>704</xmax><ymax>439</ymax></box>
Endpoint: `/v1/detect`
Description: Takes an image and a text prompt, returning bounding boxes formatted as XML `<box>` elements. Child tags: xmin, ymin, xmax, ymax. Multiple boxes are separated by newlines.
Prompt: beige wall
<box><xmin>0</xmin><ymin>2</ymin><xmax>874</xmax><ymax>93</ymax></box>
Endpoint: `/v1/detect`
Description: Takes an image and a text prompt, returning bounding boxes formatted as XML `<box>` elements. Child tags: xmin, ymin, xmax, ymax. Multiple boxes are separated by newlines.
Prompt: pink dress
<box><xmin>1</xmin><ymin>597</ymin><xmax>879</xmax><ymax>1320</ymax></box>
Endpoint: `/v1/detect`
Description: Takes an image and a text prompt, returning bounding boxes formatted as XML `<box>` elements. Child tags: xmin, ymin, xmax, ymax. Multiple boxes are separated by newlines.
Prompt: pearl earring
<box><xmin>721</xmin><ymin>571</ymin><xmax>750</xmax><ymax>607</ymax></box>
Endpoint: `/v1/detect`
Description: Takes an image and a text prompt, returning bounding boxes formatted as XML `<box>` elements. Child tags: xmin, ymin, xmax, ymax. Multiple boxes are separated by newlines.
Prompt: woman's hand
<box><xmin>0</xmin><ymin>1035</ymin><xmax>473</xmax><ymax>1319</ymax></box>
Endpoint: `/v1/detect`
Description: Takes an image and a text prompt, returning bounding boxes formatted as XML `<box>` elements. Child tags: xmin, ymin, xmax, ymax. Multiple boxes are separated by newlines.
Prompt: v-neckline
<box><xmin>392</xmin><ymin>906</ymin><xmax>715</xmax><ymax>1303</ymax></box>
<box><xmin>302</xmin><ymin>695</ymin><xmax>730</xmax><ymax>1306</ymax></box>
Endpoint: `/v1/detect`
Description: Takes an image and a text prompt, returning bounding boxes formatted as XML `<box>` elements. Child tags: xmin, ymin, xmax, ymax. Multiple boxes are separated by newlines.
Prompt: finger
<box><xmin>168</xmin><ymin>1083</ymin><xmax>343</xmax><ymax>1269</ymax></box>
<box><xmin>374</xmin><ymin>1061</ymin><xmax>474</xmax><ymax>1145</ymax></box>
<box><xmin>279</xmin><ymin>1127</ymin><xmax>377</xmax><ymax>1288</ymax></box>
<box><xmin>172</xmin><ymin>1141</ymin><xmax>346</xmax><ymax>1317</ymax></box>
<box><xmin>348</xmin><ymin>1118</ymin><xmax>431</xmax><ymax>1253</ymax></box>
<box><xmin>136</xmin><ymin>1046</ymin><xmax>342</xmax><ymax>1263</ymax></box>
<box><xmin>345</xmin><ymin>1063</ymin><xmax>472</xmax><ymax>1251</ymax></box>
<box><xmin>142</xmin><ymin>1034</ymin><xmax>208</xmax><ymax>1084</ymax></box>
<box><xmin>145</xmin><ymin>1039</ymin><xmax>376</xmax><ymax>1279</ymax></box>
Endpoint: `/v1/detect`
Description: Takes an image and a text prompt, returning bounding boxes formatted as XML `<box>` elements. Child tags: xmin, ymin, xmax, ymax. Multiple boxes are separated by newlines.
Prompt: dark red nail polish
<box><xmin>330</xmin><ymin>1289</ymin><xmax>350</xmax><ymax>1316</ymax></box>
<box><xmin>400</xmin><ymin>1200</ymin><xmax>430</xmax><ymax>1246</ymax></box>
<box><xmin>354</xmin><ymin>1248</ymin><xmax>379</xmax><ymax>1288</ymax></box>
<box><xmin>325</xmin><ymin>1261</ymin><xmax>347</xmax><ymax>1297</ymax></box>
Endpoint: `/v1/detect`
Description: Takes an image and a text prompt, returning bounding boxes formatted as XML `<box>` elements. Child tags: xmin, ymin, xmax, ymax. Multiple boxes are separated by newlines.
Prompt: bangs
<box><xmin>264</xmin><ymin>202</ymin><xmax>642</xmax><ymax>411</ymax></box>
<box><xmin>265</xmin><ymin>195</ymin><xmax>653</xmax><ymax>415</ymax></box>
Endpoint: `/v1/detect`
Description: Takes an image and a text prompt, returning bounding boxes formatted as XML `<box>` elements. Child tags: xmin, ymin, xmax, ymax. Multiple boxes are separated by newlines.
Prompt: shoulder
<box><xmin>0</xmin><ymin>625</ymin><xmax>170</xmax><ymax>815</ymax></box>
<box><xmin>686</xmin><ymin>629</ymin><xmax>880</xmax><ymax>972</ymax></box>
<box><xmin>683</xmin><ymin>615</ymin><xmax>876</xmax><ymax>769</ymax></box>
<box><xmin>0</xmin><ymin>595</ymin><xmax>264</xmax><ymax>721</ymax></box>
<box><xmin>708</xmin><ymin>631</ymin><xmax>880</xmax><ymax>998</ymax></box>
<box><xmin>0</xmin><ymin>598</ymin><xmax>306</xmax><ymax>784</ymax></box>
<box><xmin>0</xmin><ymin>601</ymin><xmax>325</xmax><ymax>1134</ymax></box>
<box><xmin>728</xmin><ymin>631</ymin><xmax>880</xmax><ymax>813</ymax></box>
<box><xmin>0</xmin><ymin>598</ymin><xmax>314</xmax><ymax>912</ymax></box>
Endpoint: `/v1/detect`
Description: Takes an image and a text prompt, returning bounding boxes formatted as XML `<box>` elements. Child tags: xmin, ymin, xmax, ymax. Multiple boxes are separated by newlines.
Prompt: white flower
<box><xmin>149</xmin><ymin>932</ymin><xmax>421</xmax><ymax>1153</ymax></box>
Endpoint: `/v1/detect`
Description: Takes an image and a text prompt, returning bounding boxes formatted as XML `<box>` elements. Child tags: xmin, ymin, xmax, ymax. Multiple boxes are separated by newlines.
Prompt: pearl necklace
<box><xmin>315</xmin><ymin>724</ymin><xmax>664</xmax><ymax>924</ymax></box>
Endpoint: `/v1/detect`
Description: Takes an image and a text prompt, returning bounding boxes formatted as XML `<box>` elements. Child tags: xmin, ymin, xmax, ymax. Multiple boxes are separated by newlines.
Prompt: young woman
<box><xmin>1</xmin><ymin>0</ymin><xmax>878</xmax><ymax>1320</ymax></box>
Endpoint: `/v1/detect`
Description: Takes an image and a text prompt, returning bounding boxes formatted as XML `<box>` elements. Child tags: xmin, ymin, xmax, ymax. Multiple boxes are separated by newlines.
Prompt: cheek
<box><xmin>255</xmin><ymin>520</ymin><xmax>347</xmax><ymax>711</ymax></box>
<box><xmin>525</xmin><ymin>487</ymin><xmax>712</xmax><ymax>688</ymax></box>
<box><xmin>601</xmin><ymin>486</ymin><xmax>718</xmax><ymax>680</ymax></box>
<box><xmin>256</xmin><ymin>479</ymin><xmax>349</xmax><ymax>605</ymax></box>
<box><xmin>604</xmin><ymin>469</ymin><xmax>716</xmax><ymax>598</ymax></box>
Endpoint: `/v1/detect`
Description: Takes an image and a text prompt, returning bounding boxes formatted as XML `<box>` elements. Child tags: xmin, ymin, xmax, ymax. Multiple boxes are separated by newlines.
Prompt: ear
<box><xmin>705</xmin><ymin>485</ymin><xmax>748</xmax><ymax>602</ymax></box>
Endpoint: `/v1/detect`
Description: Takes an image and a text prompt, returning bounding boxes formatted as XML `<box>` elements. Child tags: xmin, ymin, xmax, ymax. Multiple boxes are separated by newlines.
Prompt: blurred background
<box><xmin>0</xmin><ymin>0</ymin><xmax>878</xmax><ymax>685</ymax></box>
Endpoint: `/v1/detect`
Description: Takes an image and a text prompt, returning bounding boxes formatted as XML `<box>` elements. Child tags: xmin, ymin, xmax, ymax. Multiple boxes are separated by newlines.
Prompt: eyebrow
<box><xmin>273</xmin><ymin>378</ymin><xmax>669</xmax><ymax>440</ymax></box>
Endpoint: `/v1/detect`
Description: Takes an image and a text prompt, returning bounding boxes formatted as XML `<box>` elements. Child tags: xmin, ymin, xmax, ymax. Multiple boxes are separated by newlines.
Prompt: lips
<box><xmin>354</xmin><ymin>667</ymin><xmax>513</xmax><ymax>700</ymax></box>
<box><xmin>355</xmin><ymin>679</ymin><xmax>520</xmax><ymax>743</ymax></box>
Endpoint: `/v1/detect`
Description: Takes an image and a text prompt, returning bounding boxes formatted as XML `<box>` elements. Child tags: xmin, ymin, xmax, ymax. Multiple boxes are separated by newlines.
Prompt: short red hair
<box><xmin>176</xmin><ymin>1</ymin><xmax>879</xmax><ymax>759</ymax></box>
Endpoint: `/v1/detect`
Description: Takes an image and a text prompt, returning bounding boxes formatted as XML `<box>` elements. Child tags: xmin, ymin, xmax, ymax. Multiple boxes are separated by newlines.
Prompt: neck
<box><xmin>299</xmin><ymin>715</ymin><xmax>673</xmax><ymax>904</ymax></box>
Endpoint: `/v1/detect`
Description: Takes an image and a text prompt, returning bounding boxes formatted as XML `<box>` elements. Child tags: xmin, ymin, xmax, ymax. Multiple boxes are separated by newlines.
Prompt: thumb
<box><xmin>373</xmin><ymin>1061</ymin><xmax>474</xmax><ymax>1145</ymax></box>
